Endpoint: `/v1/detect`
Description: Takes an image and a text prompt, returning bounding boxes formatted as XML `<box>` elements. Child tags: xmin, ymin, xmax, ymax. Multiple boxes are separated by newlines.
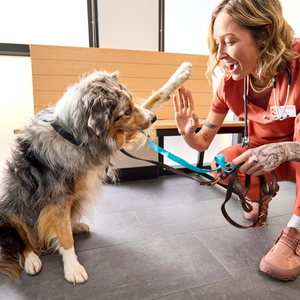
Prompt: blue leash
<box><xmin>140</xmin><ymin>131</ymin><xmax>236</xmax><ymax>174</ymax></box>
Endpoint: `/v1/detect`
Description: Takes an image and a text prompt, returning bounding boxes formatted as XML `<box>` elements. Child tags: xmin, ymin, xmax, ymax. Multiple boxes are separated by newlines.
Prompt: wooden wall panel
<box><xmin>30</xmin><ymin>45</ymin><xmax>213</xmax><ymax>120</ymax></box>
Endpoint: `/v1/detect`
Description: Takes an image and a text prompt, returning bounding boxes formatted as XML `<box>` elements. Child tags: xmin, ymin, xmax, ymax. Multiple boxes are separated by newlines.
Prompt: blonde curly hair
<box><xmin>206</xmin><ymin>0</ymin><xmax>299</xmax><ymax>79</ymax></box>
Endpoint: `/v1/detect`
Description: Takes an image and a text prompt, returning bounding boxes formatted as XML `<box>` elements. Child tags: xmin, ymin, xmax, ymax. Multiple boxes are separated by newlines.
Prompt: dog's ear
<box><xmin>111</xmin><ymin>71</ymin><xmax>119</xmax><ymax>81</ymax></box>
<box><xmin>88</xmin><ymin>99</ymin><xmax>112</xmax><ymax>136</ymax></box>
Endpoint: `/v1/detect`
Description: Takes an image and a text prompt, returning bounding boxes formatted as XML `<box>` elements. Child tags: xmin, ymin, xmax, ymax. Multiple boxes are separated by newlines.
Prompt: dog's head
<box><xmin>80</xmin><ymin>71</ymin><xmax>156</xmax><ymax>136</ymax></box>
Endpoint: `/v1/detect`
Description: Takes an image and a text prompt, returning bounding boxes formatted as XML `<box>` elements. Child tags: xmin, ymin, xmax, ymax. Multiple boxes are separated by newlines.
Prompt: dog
<box><xmin>0</xmin><ymin>62</ymin><xmax>192</xmax><ymax>284</ymax></box>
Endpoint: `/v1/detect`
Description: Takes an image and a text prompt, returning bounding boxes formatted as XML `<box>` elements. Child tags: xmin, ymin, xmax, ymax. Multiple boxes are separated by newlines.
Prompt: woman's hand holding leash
<box><xmin>232</xmin><ymin>143</ymin><xmax>287</xmax><ymax>176</ymax></box>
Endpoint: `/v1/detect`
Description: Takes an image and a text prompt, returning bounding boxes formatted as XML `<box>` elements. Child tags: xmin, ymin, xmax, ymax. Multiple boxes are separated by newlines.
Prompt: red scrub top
<box><xmin>211</xmin><ymin>39</ymin><xmax>300</xmax><ymax>147</ymax></box>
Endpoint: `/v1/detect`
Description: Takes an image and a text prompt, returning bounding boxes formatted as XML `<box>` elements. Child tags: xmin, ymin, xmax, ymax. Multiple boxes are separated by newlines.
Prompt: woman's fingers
<box><xmin>176</xmin><ymin>86</ymin><xmax>194</xmax><ymax>111</ymax></box>
<box><xmin>232</xmin><ymin>151</ymin><xmax>267</xmax><ymax>175</ymax></box>
<box><xmin>181</xmin><ymin>86</ymin><xmax>189</xmax><ymax>109</ymax></box>
<box><xmin>173</xmin><ymin>94</ymin><xmax>179</xmax><ymax>113</ymax></box>
<box><xmin>178</xmin><ymin>87</ymin><xmax>184</xmax><ymax>109</ymax></box>
<box><xmin>187</xmin><ymin>89</ymin><xmax>195</xmax><ymax>111</ymax></box>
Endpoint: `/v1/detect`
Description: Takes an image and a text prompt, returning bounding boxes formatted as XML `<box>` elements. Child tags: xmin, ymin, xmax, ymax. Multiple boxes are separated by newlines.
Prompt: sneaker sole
<box><xmin>260</xmin><ymin>258</ymin><xmax>300</xmax><ymax>281</ymax></box>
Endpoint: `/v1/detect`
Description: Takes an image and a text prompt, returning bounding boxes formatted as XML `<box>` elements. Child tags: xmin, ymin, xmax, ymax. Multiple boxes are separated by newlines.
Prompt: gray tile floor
<box><xmin>0</xmin><ymin>174</ymin><xmax>299</xmax><ymax>300</ymax></box>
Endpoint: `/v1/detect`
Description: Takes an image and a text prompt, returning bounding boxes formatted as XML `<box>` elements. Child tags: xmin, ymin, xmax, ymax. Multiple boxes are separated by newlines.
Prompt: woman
<box><xmin>173</xmin><ymin>0</ymin><xmax>300</xmax><ymax>281</ymax></box>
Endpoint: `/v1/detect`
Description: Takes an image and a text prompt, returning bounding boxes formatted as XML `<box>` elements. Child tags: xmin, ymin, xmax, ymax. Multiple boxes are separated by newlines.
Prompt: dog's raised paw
<box><xmin>163</xmin><ymin>62</ymin><xmax>192</xmax><ymax>96</ymax></box>
<box><xmin>172</xmin><ymin>62</ymin><xmax>192</xmax><ymax>85</ymax></box>
<box><xmin>64</xmin><ymin>261</ymin><xmax>88</xmax><ymax>284</ymax></box>
<box><xmin>24</xmin><ymin>252</ymin><xmax>42</xmax><ymax>275</ymax></box>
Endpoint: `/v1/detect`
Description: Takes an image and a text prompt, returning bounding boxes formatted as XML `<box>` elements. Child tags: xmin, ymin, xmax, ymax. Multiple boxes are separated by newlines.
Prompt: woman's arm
<box><xmin>173</xmin><ymin>86</ymin><xmax>227</xmax><ymax>152</ymax></box>
<box><xmin>232</xmin><ymin>141</ymin><xmax>300</xmax><ymax>176</ymax></box>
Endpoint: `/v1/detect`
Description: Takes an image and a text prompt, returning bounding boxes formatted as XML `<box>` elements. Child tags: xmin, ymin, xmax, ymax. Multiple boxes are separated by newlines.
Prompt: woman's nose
<box><xmin>217</xmin><ymin>44</ymin><xmax>227</xmax><ymax>60</ymax></box>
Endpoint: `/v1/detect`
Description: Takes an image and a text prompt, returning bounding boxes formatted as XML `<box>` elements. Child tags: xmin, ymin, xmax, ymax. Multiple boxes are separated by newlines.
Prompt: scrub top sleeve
<box><xmin>210</xmin><ymin>76</ymin><xmax>229</xmax><ymax>114</ymax></box>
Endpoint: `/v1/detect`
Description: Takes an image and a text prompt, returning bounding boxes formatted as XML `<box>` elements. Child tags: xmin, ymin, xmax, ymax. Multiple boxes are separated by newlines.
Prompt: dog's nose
<box><xmin>151</xmin><ymin>114</ymin><xmax>157</xmax><ymax>124</ymax></box>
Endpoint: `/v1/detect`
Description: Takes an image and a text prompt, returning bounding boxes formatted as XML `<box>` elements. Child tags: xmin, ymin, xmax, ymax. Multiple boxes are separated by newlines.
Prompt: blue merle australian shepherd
<box><xmin>0</xmin><ymin>62</ymin><xmax>192</xmax><ymax>284</ymax></box>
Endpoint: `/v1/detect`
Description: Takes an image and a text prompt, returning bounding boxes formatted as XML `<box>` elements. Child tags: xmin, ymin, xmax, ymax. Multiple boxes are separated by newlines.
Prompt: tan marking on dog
<box><xmin>38</xmin><ymin>200</ymin><xmax>74</xmax><ymax>250</ymax></box>
<box><xmin>142</xmin><ymin>89</ymin><xmax>165</xmax><ymax>110</ymax></box>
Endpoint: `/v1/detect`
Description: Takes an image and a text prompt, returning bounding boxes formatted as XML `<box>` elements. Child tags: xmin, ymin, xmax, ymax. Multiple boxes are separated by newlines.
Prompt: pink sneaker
<box><xmin>260</xmin><ymin>227</ymin><xmax>300</xmax><ymax>281</ymax></box>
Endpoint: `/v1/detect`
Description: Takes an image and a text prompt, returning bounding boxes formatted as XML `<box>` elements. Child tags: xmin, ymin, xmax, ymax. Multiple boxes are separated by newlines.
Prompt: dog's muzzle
<box><xmin>150</xmin><ymin>114</ymin><xmax>157</xmax><ymax>124</ymax></box>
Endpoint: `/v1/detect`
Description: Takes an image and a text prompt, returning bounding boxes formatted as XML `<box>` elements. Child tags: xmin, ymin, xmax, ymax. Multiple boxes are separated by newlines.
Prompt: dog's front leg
<box><xmin>24</xmin><ymin>248</ymin><xmax>42</xmax><ymax>275</ymax></box>
<box><xmin>38</xmin><ymin>203</ymin><xmax>88</xmax><ymax>284</ymax></box>
<box><xmin>141</xmin><ymin>62</ymin><xmax>192</xmax><ymax>112</ymax></box>
<box><xmin>59</xmin><ymin>245</ymin><xmax>88</xmax><ymax>284</ymax></box>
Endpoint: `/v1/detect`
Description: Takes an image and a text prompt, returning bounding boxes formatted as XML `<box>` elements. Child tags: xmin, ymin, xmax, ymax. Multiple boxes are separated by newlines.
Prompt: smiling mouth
<box><xmin>228</xmin><ymin>62</ymin><xmax>238</xmax><ymax>72</ymax></box>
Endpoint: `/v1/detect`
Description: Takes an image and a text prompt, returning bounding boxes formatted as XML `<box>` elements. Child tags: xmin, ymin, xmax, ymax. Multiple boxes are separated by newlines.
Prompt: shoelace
<box><xmin>277</xmin><ymin>231</ymin><xmax>300</xmax><ymax>251</ymax></box>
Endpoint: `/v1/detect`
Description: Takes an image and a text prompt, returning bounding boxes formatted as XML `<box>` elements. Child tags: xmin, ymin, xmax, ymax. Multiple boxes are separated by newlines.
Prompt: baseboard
<box><xmin>117</xmin><ymin>166</ymin><xmax>159</xmax><ymax>182</ymax></box>
<box><xmin>116</xmin><ymin>165</ymin><xmax>197</xmax><ymax>182</ymax></box>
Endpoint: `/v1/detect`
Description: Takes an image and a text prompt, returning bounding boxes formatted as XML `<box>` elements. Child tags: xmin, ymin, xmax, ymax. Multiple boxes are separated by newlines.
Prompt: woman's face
<box><xmin>214</xmin><ymin>11</ymin><xmax>262</xmax><ymax>81</ymax></box>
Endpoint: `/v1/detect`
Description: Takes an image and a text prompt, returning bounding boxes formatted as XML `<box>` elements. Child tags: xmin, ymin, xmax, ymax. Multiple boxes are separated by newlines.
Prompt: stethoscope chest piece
<box><xmin>241</xmin><ymin>136</ymin><xmax>250</xmax><ymax>149</ymax></box>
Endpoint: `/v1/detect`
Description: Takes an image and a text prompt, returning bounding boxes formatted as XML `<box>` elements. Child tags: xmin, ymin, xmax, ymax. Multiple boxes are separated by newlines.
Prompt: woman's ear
<box><xmin>261</xmin><ymin>25</ymin><xmax>273</xmax><ymax>47</ymax></box>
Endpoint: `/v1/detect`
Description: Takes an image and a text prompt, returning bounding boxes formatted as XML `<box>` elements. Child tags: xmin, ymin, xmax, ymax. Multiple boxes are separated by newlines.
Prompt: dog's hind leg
<box><xmin>72</xmin><ymin>222</ymin><xmax>90</xmax><ymax>234</ymax></box>
<box><xmin>141</xmin><ymin>62</ymin><xmax>192</xmax><ymax>112</ymax></box>
<box><xmin>71</xmin><ymin>210</ymin><xmax>90</xmax><ymax>234</ymax></box>
<box><xmin>38</xmin><ymin>202</ymin><xmax>88</xmax><ymax>284</ymax></box>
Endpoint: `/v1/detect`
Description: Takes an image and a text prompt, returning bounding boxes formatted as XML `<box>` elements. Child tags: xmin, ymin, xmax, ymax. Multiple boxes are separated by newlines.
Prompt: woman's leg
<box><xmin>260</xmin><ymin>114</ymin><xmax>300</xmax><ymax>281</ymax></box>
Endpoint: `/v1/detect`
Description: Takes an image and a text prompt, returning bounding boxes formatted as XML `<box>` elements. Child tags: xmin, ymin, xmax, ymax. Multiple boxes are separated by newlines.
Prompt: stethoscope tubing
<box><xmin>242</xmin><ymin>68</ymin><xmax>291</xmax><ymax>148</ymax></box>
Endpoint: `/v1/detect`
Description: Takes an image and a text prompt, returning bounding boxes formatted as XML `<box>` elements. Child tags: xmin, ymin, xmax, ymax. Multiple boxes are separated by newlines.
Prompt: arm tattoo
<box><xmin>204</xmin><ymin>121</ymin><xmax>217</xmax><ymax>129</ymax></box>
<box><xmin>285</xmin><ymin>142</ymin><xmax>300</xmax><ymax>162</ymax></box>
<box><xmin>250</xmin><ymin>142</ymin><xmax>300</xmax><ymax>171</ymax></box>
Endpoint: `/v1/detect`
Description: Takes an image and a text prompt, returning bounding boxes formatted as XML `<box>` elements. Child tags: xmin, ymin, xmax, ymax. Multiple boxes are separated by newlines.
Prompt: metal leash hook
<box><xmin>210</xmin><ymin>171</ymin><xmax>232</xmax><ymax>187</ymax></box>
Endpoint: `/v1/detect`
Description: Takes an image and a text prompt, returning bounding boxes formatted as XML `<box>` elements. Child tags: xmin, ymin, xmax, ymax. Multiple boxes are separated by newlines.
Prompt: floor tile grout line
<box><xmin>133</xmin><ymin>210</ymin><xmax>150</xmax><ymax>241</ymax></box>
<box><xmin>192</xmin><ymin>231</ymin><xmax>236</xmax><ymax>278</ymax></box>
<box><xmin>147</xmin><ymin>270</ymin><xmax>264</xmax><ymax>300</ymax></box>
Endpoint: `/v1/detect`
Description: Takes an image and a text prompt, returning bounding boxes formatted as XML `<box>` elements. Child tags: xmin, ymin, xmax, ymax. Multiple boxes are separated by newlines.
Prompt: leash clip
<box><xmin>210</xmin><ymin>171</ymin><xmax>232</xmax><ymax>187</ymax></box>
<box><xmin>210</xmin><ymin>175</ymin><xmax>224</xmax><ymax>187</ymax></box>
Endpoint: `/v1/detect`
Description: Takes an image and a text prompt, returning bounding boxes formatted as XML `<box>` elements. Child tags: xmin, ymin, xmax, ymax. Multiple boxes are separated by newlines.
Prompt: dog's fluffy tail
<box><xmin>0</xmin><ymin>215</ymin><xmax>35</xmax><ymax>279</ymax></box>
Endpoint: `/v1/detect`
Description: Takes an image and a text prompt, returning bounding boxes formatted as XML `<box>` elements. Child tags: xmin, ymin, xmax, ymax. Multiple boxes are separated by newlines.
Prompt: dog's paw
<box><xmin>171</xmin><ymin>62</ymin><xmax>192</xmax><ymax>86</ymax></box>
<box><xmin>60</xmin><ymin>246</ymin><xmax>88</xmax><ymax>284</ymax></box>
<box><xmin>163</xmin><ymin>62</ymin><xmax>192</xmax><ymax>96</ymax></box>
<box><xmin>64</xmin><ymin>261</ymin><xmax>88</xmax><ymax>284</ymax></box>
<box><xmin>24</xmin><ymin>252</ymin><xmax>42</xmax><ymax>275</ymax></box>
<box><xmin>72</xmin><ymin>222</ymin><xmax>90</xmax><ymax>234</ymax></box>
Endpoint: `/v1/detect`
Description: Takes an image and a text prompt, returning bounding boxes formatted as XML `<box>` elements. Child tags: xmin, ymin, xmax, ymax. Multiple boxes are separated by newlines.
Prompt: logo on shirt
<box><xmin>270</xmin><ymin>107</ymin><xmax>279</xmax><ymax>117</ymax></box>
<box><xmin>270</xmin><ymin>105</ymin><xmax>296</xmax><ymax>118</ymax></box>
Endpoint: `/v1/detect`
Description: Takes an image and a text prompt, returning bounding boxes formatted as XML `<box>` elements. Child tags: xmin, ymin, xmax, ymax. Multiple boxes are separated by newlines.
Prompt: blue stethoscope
<box><xmin>241</xmin><ymin>67</ymin><xmax>292</xmax><ymax>148</ymax></box>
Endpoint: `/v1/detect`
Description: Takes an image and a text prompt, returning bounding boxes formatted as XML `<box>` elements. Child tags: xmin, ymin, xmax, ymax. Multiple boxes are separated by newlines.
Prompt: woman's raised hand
<box><xmin>173</xmin><ymin>86</ymin><xmax>199</xmax><ymax>137</ymax></box>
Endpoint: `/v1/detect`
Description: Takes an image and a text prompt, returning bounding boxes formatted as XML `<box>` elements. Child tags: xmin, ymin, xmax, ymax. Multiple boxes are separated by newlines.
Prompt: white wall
<box><xmin>0</xmin><ymin>0</ymin><xmax>88</xmax><ymax>172</ymax></box>
<box><xmin>98</xmin><ymin>0</ymin><xmax>158</xmax><ymax>51</ymax></box>
<box><xmin>281</xmin><ymin>0</ymin><xmax>300</xmax><ymax>37</ymax></box>
<box><xmin>0</xmin><ymin>0</ymin><xmax>88</xmax><ymax>47</ymax></box>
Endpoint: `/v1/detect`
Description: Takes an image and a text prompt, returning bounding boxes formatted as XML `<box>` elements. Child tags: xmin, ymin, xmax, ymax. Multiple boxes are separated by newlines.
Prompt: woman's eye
<box><xmin>225</xmin><ymin>39</ymin><xmax>235</xmax><ymax>45</ymax></box>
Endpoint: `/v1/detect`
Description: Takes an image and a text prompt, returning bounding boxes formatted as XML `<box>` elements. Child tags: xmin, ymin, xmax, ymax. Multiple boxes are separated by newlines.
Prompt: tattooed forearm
<box><xmin>249</xmin><ymin>142</ymin><xmax>300</xmax><ymax>172</ymax></box>
<box><xmin>284</xmin><ymin>142</ymin><xmax>300</xmax><ymax>162</ymax></box>
<box><xmin>204</xmin><ymin>121</ymin><xmax>217</xmax><ymax>129</ymax></box>
<box><xmin>250</xmin><ymin>144</ymin><xmax>286</xmax><ymax>170</ymax></box>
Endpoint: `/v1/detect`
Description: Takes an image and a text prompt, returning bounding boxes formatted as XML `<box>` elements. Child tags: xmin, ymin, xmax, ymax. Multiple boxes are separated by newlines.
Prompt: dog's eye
<box><xmin>125</xmin><ymin>108</ymin><xmax>132</xmax><ymax>116</ymax></box>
